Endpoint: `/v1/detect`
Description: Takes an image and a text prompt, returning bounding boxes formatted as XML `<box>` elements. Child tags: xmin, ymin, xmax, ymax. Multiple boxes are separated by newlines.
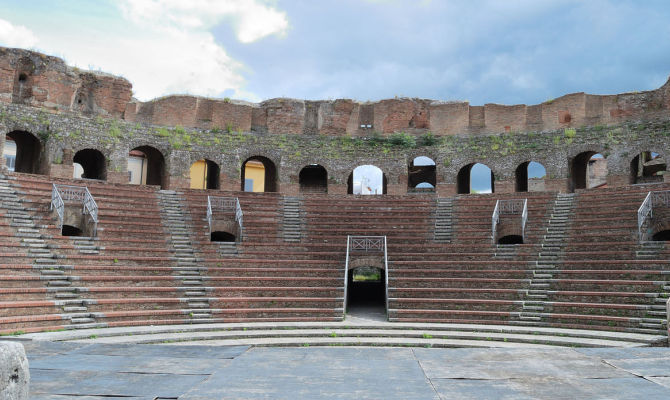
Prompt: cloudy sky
<box><xmin>0</xmin><ymin>0</ymin><xmax>668</xmax><ymax>105</ymax></box>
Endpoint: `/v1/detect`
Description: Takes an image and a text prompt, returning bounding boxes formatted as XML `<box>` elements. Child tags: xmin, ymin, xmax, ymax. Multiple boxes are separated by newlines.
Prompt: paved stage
<box><xmin>18</xmin><ymin>341</ymin><xmax>670</xmax><ymax>399</ymax></box>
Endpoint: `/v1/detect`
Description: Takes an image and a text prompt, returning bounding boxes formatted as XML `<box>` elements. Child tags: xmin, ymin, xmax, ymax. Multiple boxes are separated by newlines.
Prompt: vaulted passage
<box><xmin>5</xmin><ymin>130</ymin><xmax>42</xmax><ymax>174</ymax></box>
<box><xmin>498</xmin><ymin>234</ymin><xmax>523</xmax><ymax>245</ymax></box>
<box><xmin>242</xmin><ymin>156</ymin><xmax>277</xmax><ymax>192</ymax></box>
<box><xmin>211</xmin><ymin>231</ymin><xmax>236</xmax><ymax>242</ymax></box>
<box><xmin>346</xmin><ymin>266</ymin><xmax>386</xmax><ymax>320</ymax></box>
<box><xmin>458</xmin><ymin>163</ymin><xmax>494</xmax><ymax>194</ymax></box>
<box><xmin>515</xmin><ymin>161</ymin><xmax>546</xmax><ymax>192</ymax></box>
<box><xmin>408</xmin><ymin>156</ymin><xmax>436</xmax><ymax>191</ymax></box>
<box><xmin>128</xmin><ymin>146</ymin><xmax>166</xmax><ymax>188</ymax></box>
<box><xmin>190</xmin><ymin>159</ymin><xmax>220</xmax><ymax>190</ymax></box>
<box><xmin>73</xmin><ymin>149</ymin><xmax>106</xmax><ymax>180</ymax></box>
<box><xmin>299</xmin><ymin>164</ymin><xmax>327</xmax><ymax>194</ymax></box>
<box><xmin>348</xmin><ymin>165</ymin><xmax>387</xmax><ymax>195</ymax></box>
<box><xmin>570</xmin><ymin>152</ymin><xmax>607</xmax><ymax>191</ymax></box>
<box><xmin>61</xmin><ymin>224</ymin><xmax>83</xmax><ymax>237</ymax></box>
<box><xmin>631</xmin><ymin>151</ymin><xmax>666</xmax><ymax>184</ymax></box>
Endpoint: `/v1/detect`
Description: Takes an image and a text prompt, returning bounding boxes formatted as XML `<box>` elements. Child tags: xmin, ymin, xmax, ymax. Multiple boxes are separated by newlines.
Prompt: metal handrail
<box><xmin>207</xmin><ymin>196</ymin><xmax>243</xmax><ymax>237</ymax></box>
<box><xmin>492</xmin><ymin>199</ymin><xmax>527</xmax><ymax>244</ymax></box>
<box><xmin>384</xmin><ymin>236</ymin><xmax>389</xmax><ymax>316</ymax></box>
<box><xmin>638</xmin><ymin>190</ymin><xmax>670</xmax><ymax>241</ymax></box>
<box><xmin>50</xmin><ymin>184</ymin><xmax>98</xmax><ymax>235</ymax></box>
<box><xmin>343</xmin><ymin>235</ymin><xmax>350</xmax><ymax>318</ymax></box>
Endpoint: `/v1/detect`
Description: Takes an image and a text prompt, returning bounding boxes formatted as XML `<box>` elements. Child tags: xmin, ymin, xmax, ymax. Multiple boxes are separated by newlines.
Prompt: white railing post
<box><xmin>50</xmin><ymin>184</ymin><xmax>65</xmax><ymax>229</ymax></box>
<box><xmin>521</xmin><ymin>198</ymin><xmax>528</xmax><ymax>242</ymax></box>
<box><xmin>491</xmin><ymin>200</ymin><xmax>500</xmax><ymax>244</ymax></box>
<box><xmin>343</xmin><ymin>235</ymin><xmax>350</xmax><ymax>318</ymax></box>
<box><xmin>384</xmin><ymin>236</ymin><xmax>389</xmax><ymax>319</ymax></box>
<box><xmin>206</xmin><ymin>196</ymin><xmax>213</xmax><ymax>235</ymax></box>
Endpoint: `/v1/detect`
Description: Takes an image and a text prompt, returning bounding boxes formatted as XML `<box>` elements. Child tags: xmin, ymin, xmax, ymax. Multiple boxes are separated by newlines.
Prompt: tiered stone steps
<box><xmin>433</xmin><ymin>197</ymin><xmax>453</xmax><ymax>243</ymax></box>
<box><xmin>158</xmin><ymin>190</ymin><xmax>212</xmax><ymax>321</ymax></box>
<box><xmin>281</xmin><ymin>196</ymin><xmax>302</xmax><ymax>242</ymax></box>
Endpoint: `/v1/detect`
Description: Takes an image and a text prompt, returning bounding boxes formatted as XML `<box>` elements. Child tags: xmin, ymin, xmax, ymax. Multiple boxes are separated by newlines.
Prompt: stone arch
<box><xmin>408</xmin><ymin>156</ymin><xmax>436</xmax><ymax>190</ymax></box>
<box><xmin>190</xmin><ymin>159</ymin><xmax>220</xmax><ymax>190</ymax></box>
<box><xmin>457</xmin><ymin>163</ymin><xmax>494</xmax><ymax>194</ymax></box>
<box><xmin>630</xmin><ymin>151</ymin><xmax>666</xmax><ymax>184</ymax></box>
<box><xmin>570</xmin><ymin>151</ymin><xmax>607</xmax><ymax>191</ymax></box>
<box><xmin>299</xmin><ymin>164</ymin><xmax>328</xmax><ymax>194</ymax></box>
<box><xmin>5</xmin><ymin>130</ymin><xmax>42</xmax><ymax>174</ymax></box>
<box><xmin>128</xmin><ymin>145</ymin><xmax>166</xmax><ymax>188</ymax></box>
<box><xmin>73</xmin><ymin>148</ymin><xmax>106</xmax><ymax>180</ymax></box>
<box><xmin>515</xmin><ymin>161</ymin><xmax>546</xmax><ymax>192</ymax></box>
<box><xmin>241</xmin><ymin>155</ymin><xmax>277</xmax><ymax>192</ymax></box>
<box><xmin>348</xmin><ymin>165</ymin><xmax>387</xmax><ymax>195</ymax></box>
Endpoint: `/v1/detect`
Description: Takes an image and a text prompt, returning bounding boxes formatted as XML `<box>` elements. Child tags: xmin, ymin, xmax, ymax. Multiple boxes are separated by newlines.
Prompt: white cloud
<box><xmin>0</xmin><ymin>18</ymin><xmax>38</xmax><ymax>48</ymax></box>
<box><xmin>119</xmin><ymin>0</ymin><xmax>289</xmax><ymax>43</ymax></box>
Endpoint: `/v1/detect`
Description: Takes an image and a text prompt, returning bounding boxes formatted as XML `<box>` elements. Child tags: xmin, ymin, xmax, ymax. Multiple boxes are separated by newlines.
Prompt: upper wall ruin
<box><xmin>1</xmin><ymin>46</ymin><xmax>669</xmax><ymax>135</ymax></box>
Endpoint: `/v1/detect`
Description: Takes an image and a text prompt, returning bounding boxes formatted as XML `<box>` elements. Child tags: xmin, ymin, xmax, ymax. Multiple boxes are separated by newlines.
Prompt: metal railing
<box><xmin>207</xmin><ymin>196</ymin><xmax>243</xmax><ymax>237</ymax></box>
<box><xmin>343</xmin><ymin>235</ymin><xmax>389</xmax><ymax>319</ymax></box>
<box><xmin>638</xmin><ymin>190</ymin><xmax>670</xmax><ymax>241</ymax></box>
<box><xmin>491</xmin><ymin>198</ymin><xmax>528</xmax><ymax>244</ymax></box>
<box><xmin>50</xmin><ymin>184</ymin><xmax>99</xmax><ymax>235</ymax></box>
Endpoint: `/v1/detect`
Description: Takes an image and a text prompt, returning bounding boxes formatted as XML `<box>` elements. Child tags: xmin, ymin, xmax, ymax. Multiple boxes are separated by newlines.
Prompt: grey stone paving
<box><xmin>21</xmin><ymin>341</ymin><xmax>670</xmax><ymax>399</ymax></box>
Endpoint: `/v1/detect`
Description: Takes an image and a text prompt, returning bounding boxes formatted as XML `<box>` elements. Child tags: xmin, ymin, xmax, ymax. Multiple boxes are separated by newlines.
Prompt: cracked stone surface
<box><xmin>18</xmin><ymin>341</ymin><xmax>670</xmax><ymax>399</ymax></box>
<box><xmin>0</xmin><ymin>341</ymin><xmax>30</xmax><ymax>400</ymax></box>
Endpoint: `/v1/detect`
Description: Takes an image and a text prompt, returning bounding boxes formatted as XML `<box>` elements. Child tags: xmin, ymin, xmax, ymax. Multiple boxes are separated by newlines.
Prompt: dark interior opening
<box><xmin>211</xmin><ymin>231</ymin><xmax>236</xmax><ymax>242</ymax></box>
<box><xmin>241</xmin><ymin>156</ymin><xmax>277</xmax><ymax>192</ymax></box>
<box><xmin>61</xmin><ymin>224</ymin><xmax>83</xmax><ymax>237</ymax></box>
<box><xmin>652</xmin><ymin>230</ymin><xmax>670</xmax><ymax>241</ymax></box>
<box><xmin>515</xmin><ymin>162</ymin><xmax>529</xmax><ymax>192</ymax></box>
<box><xmin>630</xmin><ymin>152</ymin><xmax>666</xmax><ymax>184</ymax></box>
<box><xmin>6</xmin><ymin>130</ymin><xmax>42</xmax><ymax>174</ymax></box>
<box><xmin>131</xmin><ymin>146</ymin><xmax>165</xmax><ymax>188</ymax></box>
<box><xmin>206</xmin><ymin>160</ymin><xmax>220</xmax><ymax>190</ymax></box>
<box><xmin>73</xmin><ymin>148</ymin><xmax>106</xmax><ymax>180</ymax></box>
<box><xmin>498</xmin><ymin>235</ymin><xmax>523</xmax><ymax>245</ymax></box>
<box><xmin>408</xmin><ymin>157</ymin><xmax>436</xmax><ymax>189</ymax></box>
<box><xmin>18</xmin><ymin>73</ymin><xmax>27</xmax><ymax>82</ymax></box>
<box><xmin>299</xmin><ymin>164</ymin><xmax>327</xmax><ymax>193</ymax></box>
<box><xmin>570</xmin><ymin>151</ymin><xmax>608</xmax><ymax>191</ymax></box>
<box><xmin>346</xmin><ymin>267</ymin><xmax>386</xmax><ymax>318</ymax></box>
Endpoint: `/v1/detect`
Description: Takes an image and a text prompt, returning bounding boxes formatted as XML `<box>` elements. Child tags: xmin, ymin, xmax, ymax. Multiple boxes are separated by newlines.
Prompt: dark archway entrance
<box><xmin>630</xmin><ymin>152</ymin><xmax>666</xmax><ymax>184</ymax></box>
<box><xmin>73</xmin><ymin>149</ymin><xmax>106</xmax><ymax>180</ymax></box>
<box><xmin>652</xmin><ymin>230</ymin><xmax>670</xmax><ymax>241</ymax></box>
<box><xmin>241</xmin><ymin>156</ymin><xmax>277</xmax><ymax>192</ymax></box>
<box><xmin>6</xmin><ymin>131</ymin><xmax>42</xmax><ymax>174</ymax></box>
<box><xmin>457</xmin><ymin>163</ymin><xmax>494</xmax><ymax>194</ymax></box>
<box><xmin>128</xmin><ymin>146</ymin><xmax>166</xmax><ymax>188</ymax></box>
<box><xmin>299</xmin><ymin>164</ymin><xmax>327</xmax><ymax>194</ymax></box>
<box><xmin>570</xmin><ymin>152</ymin><xmax>607</xmax><ymax>191</ymax></box>
<box><xmin>346</xmin><ymin>266</ymin><xmax>386</xmax><ymax>321</ymax></box>
<box><xmin>211</xmin><ymin>231</ymin><xmax>236</xmax><ymax>242</ymax></box>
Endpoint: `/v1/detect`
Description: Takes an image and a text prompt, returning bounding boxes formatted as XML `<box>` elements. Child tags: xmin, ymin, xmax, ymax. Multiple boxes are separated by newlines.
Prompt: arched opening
<box><xmin>73</xmin><ymin>149</ymin><xmax>106</xmax><ymax>180</ymax></box>
<box><xmin>515</xmin><ymin>161</ymin><xmax>546</xmax><ymax>192</ymax></box>
<box><xmin>211</xmin><ymin>231</ymin><xmax>236</xmax><ymax>242</ymax></box>
<box><xmin>61</xmin><ymin>224</ymin><xmax>83</xmax><ymax>237</ymax></box>
<box><xmin>128</xmin><ymin>146</ymin><xmax>165</xmax><ymax>188</ymax></box>
<box><xmin>408</xmin><ymin>156</ymin><xmax>436</xmax><ymax>191</ymax></box>
<box><xmin>630</xmin><ymin>152</ymin><xmax>666</xmax><ymax>184</ymax></box>
<box><xmin>570</xmin><ymin>152</ymin><xmax>607</xmax><ymax>191</ymax></box>
<box><xmin>498</xmin><ymin>235</ymin><xmax>523</xmax><ymax>245</ymax></box>
<box><xmin>348</xmin><ymin>165</ymin><xmax>386</xmax><ymax>195</ymax></box>
<box><xmin>299</xmin><ymin>164</ymin><xmax>327</xmax><ymax>194</ymax></box>
<box><xmin>652</xmin><ymin>230</ymin><xmax>670</xmax><ymax>241</ymax></box>
<box><xmin>241</xmin><ymin>156</ymin><xmax>277</xmax><ymax>192</ymax></box>
<box><xmin>3</xmin><ymin>137</ymin><xmax>16</xmax><ymax>171</ymax></box>
<box><xmin>190</xmin><ymin>159</ymin><xmax>220</xmax><ymax>190</ymax></box>
<box><xmin>346</xmin><ymin>266</ymin><xmax>386</xmax><ymax>318</ymax></box>
<box><xmin>457</xmin><ymin>163</ymin><xmax>494</xmax><ymax>194</ymax></box>
<box><xmin>5</xmin><ymin>131</ymin><xmax>42</xmax><ymax>174</ymax></box>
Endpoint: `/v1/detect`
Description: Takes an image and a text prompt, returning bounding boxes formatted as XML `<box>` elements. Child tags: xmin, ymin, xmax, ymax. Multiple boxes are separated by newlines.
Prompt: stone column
<box><xmin>0</xmin><ymin>341</ymin><xmax>30</xmax><ymax>400</ymax></box>
<box><xmin>606</xmin><ymin>174</ymin><xmax>629</xmax><ymax>188</ymax></box>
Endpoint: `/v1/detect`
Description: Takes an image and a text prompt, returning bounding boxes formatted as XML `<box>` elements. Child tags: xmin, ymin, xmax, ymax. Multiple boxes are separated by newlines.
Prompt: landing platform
<box><xmin>16</xmin><ymin>341</ymin><xmax>670</xmax><ymax>399</ymax></box>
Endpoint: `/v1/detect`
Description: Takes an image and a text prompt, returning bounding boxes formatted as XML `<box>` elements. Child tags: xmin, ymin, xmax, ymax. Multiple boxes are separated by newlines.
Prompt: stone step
<box><xmin>63</xmin><ymin>306</ymin><xmax>87</xmax><ymax>312</ymax></box>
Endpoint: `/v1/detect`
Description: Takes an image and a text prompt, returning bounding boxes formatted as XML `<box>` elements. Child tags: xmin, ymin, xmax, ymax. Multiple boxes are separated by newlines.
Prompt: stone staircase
<box><xmin>158</xmin><ymin>190</ymin><xmax>212</xmax><ymax>321</ymax></box>
<box><xmin>72</xmin><ymin>237</ymin><xmax>101</xmax><ymax>255</ymax></box>
<box><xmin>217</xmin><ymin>241</ymin><xmax>239</xmax><ymax>257</ymax></box>
<box><xmin>433</xmin><ymin>197</ymin><xmax>453</xmax><ymax>242</ymax></box>
<box><xmin>636</xmin><ymin>241</ymin><xmax>666</xmax><ymax>259</ymax></box>
<box><xmin>0</xmin><ymin>174</ymin><xmax>98</xmax><ymax>328</ymax></box>
<box><xmin>514</xmin><ymin>192</ymin><xmax>575</xmax><ymax>325</ymax></box>
<box><xmin>493</xmin><ymin>244</ymin><xmax>517</xmax><ymax>259</ymax></box>
<box><xmin>282</xmin><ymin>196</ymin><xmax>302</xmax><ymax>242</ymax></box>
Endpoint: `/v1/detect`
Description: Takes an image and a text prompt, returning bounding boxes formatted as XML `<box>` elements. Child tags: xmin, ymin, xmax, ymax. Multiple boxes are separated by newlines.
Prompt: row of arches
<box><xmin>2</xmin><ymin>130</ymin><xmax>667</xmax><ymax>193</ymax></box>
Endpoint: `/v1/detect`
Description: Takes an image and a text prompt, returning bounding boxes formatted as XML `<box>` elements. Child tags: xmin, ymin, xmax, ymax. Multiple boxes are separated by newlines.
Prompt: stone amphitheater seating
<box><xmin>0</xmin><ymin>172</ymin><xmax>668</xmax><ymax>339</ymax></box>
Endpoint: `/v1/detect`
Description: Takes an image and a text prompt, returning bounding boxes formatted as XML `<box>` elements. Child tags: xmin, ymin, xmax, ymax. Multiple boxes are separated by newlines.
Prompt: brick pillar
<box><xmin>282</xmin><ymin>183</ymin><xmax>299</xmax><ymax>196</ymax></box>
<box><xmin>169</xmin><ymin>175</ymin><xmax>190</xmax><ymax>190</ymax></box>
<box><xmin>329</xmin><ymin>184</ymin><xmax>347</xmax><ymax>195</ymax></box>
<box><xmin>49</xmin><ymin>164</ymin><xmax>74</xmax><ymax>179</ymax></box>
<box><xmin>606</xmin><ymin>174</ymin><xmax>629</xmax><ymax>188</ymax></box>
<box><xmin>219</xmin><ymin>173</ymin><xmax>239</xmax><ymax>191</ymax></box>
<box><xmin>107</xmin><ymin>171</ymin><xmax>129</xmax><ymax>185</ymax></box>
<box><xmin>436</xmin><ymin>183</ymin><xmax>456</xmax><ymax>197</ymax></box>
<box><xmin>495</xmin><ymin>180</ymin><xmax>515</xmax><ymax>193</ymax></box>
<box><xmin>544</xmin><ymin>178</ymin><xmax>569</xmax><ymax>193</ymax></box>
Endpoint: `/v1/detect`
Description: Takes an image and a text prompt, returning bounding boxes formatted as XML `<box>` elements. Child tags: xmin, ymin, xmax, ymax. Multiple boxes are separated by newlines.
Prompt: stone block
<box><xmin>0</xmin><ymin>341</ymin><xmax>29</xmax><ymax>400</ymax></box>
